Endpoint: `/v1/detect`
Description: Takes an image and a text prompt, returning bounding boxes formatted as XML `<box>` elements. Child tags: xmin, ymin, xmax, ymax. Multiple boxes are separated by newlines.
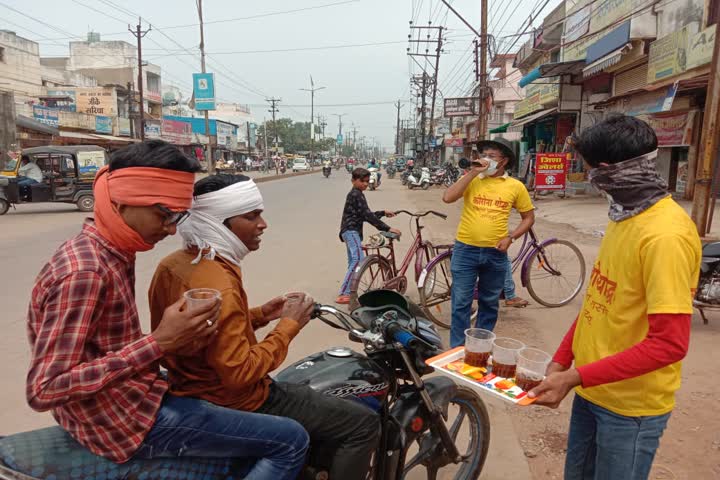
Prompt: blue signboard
<box><xmin>33</xmin><ymin>106</ymin><xmax>59</xmax><ymax>127</ymax></box>
<box><xmin>249</xmin><ymin>122</ymin><xmax>257</xmax><ymax>147</ymax></box>
<box><xmin>336</xmin><ymin>134</ymin><xmax>343</xmax><ymax>145</ymax></box>
<box><xmin>95</xmin><ymin>115</ymin><xmax>113</xmax><ymax>134</ymax></box>
<box><xmin>192</xmin><ymin>73</ymin><xmax>216</xmax><ymax>111</ymax></box>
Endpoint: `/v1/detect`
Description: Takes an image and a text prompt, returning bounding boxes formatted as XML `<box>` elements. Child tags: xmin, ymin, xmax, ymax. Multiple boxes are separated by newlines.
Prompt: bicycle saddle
<box><xmin>0</xmin><ymin>427</ymin><xmax>249</xmax><ymax>480</ymax></box>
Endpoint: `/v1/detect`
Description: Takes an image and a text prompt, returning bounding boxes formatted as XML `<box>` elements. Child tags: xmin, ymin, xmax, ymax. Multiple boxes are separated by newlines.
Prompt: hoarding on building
<box><xmin>144</xmin><ymin>121</ymin><xmax>162</xmax><ymax>139</ymax></box>
<box><xmin>216</xmin><ymin>121</ymin><xmax>235</xmax><ymax>147</ymax></box>
<box><xmin>118</xmin><ymin>117</ymin><xmax>131</xmax><ymax>136</ymax></box>
<box><xmin>161</xmin><ymin>119</ymin><xmax>192</xmax><ymax>145</ymax></box>
<box><xmin>33</xmin><ymin>106</ymin><xmax>59</xmax><ymax>127</ymax></box>
<box><xmin>562</xmin><ymin>0</ymin><xmax>634</xmax><ymax>62</ymax></box>
<box><xmin>75</xmin><ymin>87</ymin><xmax>118</xmax><ymax>116</ymax></box>
<box><xmin>444</xmin><ymin>97</ymin><xmax>476</xmax><ymax>117</ymax></box>
<box><xmin>647</xmin><ymin>25</ymin><xmax>691</xmax><ymax>83</ymax></box>
<box><xmin>535</xmin><ymin>153</ymin><xmax>570</xmax><ymax>190</ymax></box>
<box><xmin>686</xmin><ymin>24</ymin><xmax>716</xmax><ymax>71</ymax></box>
<box><xmin>193</xmin><ymin>73</ymin><xmax>216</xmax><ymax>111</ymax></box>
<box><xmin>636</xmin><ymin>110</ymin><xmax>696</xmax><ymax>147</ymax></box>
<box><xmin>95</xmin><ymin>116</ymin><xmax>113</xmax><ymax>134</ymax></box>
<box><xmin>46</xmin><ymin>90</ymin><xmax>77</xmax><ymax>112</ymax></box>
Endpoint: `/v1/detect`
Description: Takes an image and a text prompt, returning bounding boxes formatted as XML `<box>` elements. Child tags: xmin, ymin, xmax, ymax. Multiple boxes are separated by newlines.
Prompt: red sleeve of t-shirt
<box><xmin>576</xmin><ymin>313</ymin><xmax>691</xmax><ymax>388</ymax></box>
<box><xmin>552</xmin><ymin>318</ymin><xmax>578</xmax><ymax>368</ymax></box>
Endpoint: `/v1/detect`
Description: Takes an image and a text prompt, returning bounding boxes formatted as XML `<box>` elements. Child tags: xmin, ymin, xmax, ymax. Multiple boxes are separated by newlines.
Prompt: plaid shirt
<box><xmin>26</xmin><ymin>220</ymin><xmax>168</xmax><ymax>463</ymax></box>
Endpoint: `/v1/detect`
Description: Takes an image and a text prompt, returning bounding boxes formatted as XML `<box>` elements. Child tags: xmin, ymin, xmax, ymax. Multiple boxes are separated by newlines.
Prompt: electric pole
<box><xmin>266</xmin><ymin>97</ymin><xmax>281</xmax><ymax>154</ymax></box>
<box><xmin>300</xmin><ymin>76</ymin><xmax>325</xmax><ymax>167</ymax></box>
<box><xmin>128</xmin><ymin>19</ymin><xmax>150</xmax><ymax>141</ymax></box>
<box><xmin>333</xmin><ymin>113</ymin><xmax>346</xmax><ymax>157</ymax></box>
<box><xmin>479</xmin><ymin>0</ymin><xmax>488</xmax><ymax>141</ymax></box>
<box><xmin>263</xmin><ymin>117</ymin><xmax>269</xmax><ymax>159</ymax></box>
<box><xmin>394</xmin><ymin>101</ymin><xmax>403</xmax><ymax>155</ymax></box>
<box><xmin>351</xmin><ymin>124</ymin><xmax>358</xmax><ymax>156</ymax></box>
<box><xmin>195</xmin><ymin>0</ymin><xmax>214</xmax><ymax>173</ymax></box>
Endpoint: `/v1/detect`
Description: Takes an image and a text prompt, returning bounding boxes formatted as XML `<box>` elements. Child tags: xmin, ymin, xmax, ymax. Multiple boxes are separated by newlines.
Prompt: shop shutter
<box><xmin>613</xmin><ymin>63</ymin><xmax>649</xmax><ymax>96</ymax></box>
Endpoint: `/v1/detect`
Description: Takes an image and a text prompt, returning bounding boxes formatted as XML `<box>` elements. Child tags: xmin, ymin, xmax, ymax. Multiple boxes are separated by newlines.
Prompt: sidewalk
<box><xmin>533</xmin><ymin>194</ymin><xmax>720</xmax><ymax>239</ymax></box>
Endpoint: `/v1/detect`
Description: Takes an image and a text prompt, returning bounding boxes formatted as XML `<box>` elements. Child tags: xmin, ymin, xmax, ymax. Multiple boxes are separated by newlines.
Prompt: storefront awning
<box><xmin>510</xmin><ymin>107</ymin><xmax>558</xmax><ymax>128</ymax></box>
<box><xmin>538</xmin><ymin>60</ymin><xmax>586</xmax><ymax>77</ymax></box>
<box><xmin>16</xmin><ymin>115</ymin><xmax>58</xmax><ymax>135</ymax></box>
<box><xmin>90</xmin><ymin>134</ymin><xmax>139</xmax><ymax>143</ymax></box>
<box><xmin>583</xmin><ymin>43</ymin><xmax>632</xmax><ymax>78</ymax></box>
<box><xmin>518</xmin><ymin>67</ymin><xmax>542</xmax><ymax>88</ymax></box>
<box><xmin>489</xmin><ymin>123</ymin><xmax>510</xmax><ymax>134</ymax></box>
<box><xmin>58</xmin><ymin>130</ymin><xmax>99</xmax><ymax>140</ymax></box>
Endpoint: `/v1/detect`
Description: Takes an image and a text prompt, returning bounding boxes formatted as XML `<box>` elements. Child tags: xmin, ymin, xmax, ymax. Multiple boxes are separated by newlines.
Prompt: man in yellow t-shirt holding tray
<box><xmin>529</xmin><ymin>115</ymin><xmax>701</xmax><ymax>480</ymax></box>
<box><xmin>442</xmin><ymin>138</ymin><xmax>535</xmax><ymax>347</ymax></box>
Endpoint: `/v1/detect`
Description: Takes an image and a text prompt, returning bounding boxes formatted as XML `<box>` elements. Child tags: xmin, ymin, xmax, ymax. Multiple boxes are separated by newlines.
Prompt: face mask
<box><xmin>483</xmin><ymin>157</ymin><xmax>499</xmax><ymax>176</ymax></box>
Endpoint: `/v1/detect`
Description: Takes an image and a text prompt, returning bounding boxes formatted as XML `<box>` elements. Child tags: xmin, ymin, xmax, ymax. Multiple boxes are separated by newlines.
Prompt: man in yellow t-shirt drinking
<box><xmin>442</xmin><ymin>138</ymin><xmax>535</xmax><ymax>347</ymax></box>
<box><xmin>529</xmin><ymin>115</ymin><xmax>701</xmax><ymax>480</ymax></box>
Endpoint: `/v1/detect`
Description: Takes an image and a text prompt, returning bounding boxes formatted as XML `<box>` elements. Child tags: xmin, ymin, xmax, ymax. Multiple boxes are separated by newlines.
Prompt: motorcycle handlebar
<box><xmin>385</xmin><ymin>321</ymin><xmax>423</xmax><ymax>351</ymax></box>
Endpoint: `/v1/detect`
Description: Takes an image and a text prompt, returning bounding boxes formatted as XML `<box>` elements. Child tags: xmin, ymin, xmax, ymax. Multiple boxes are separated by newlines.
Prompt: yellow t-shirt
<box><xmin>456</xmin><ymin>175</ymin><xmax>534</xmax><ymax>247</ymax></box>
<box><xmin>573</xmin><ymin>196</ymin><xmax>701</xmax><ymax>417</ymax></box>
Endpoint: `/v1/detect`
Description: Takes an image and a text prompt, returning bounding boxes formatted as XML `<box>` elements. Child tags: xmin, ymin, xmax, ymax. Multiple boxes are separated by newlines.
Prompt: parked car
<box><xmin>292</xmin><ymin>157</ymin><xmax>310</xmax><ymax>172</ymax></box>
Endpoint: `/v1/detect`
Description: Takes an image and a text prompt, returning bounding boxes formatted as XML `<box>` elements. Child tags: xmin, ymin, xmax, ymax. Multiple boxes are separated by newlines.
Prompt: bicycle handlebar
<box><xmin>394</xmin><ymin>210</ymin><xmax>448</xmax><ymax>220</ymax></box>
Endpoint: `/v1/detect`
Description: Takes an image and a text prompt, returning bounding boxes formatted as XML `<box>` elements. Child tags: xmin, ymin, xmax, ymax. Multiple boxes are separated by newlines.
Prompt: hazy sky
<box><xmin>2</xmin><ymin>0</ymin><xmax>561</xmax><ymax>147</ymax></box>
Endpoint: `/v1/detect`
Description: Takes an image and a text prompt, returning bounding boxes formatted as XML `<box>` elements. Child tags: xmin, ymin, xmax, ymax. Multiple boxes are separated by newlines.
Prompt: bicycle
<box><xmin>348</xmin><ymin>210</ymin><xmax>449</xmax><ymax>310</ymax></box>
<box><xmin>418</xmin><ymin>228</ymin><xmax>586</xmax><ymax>329</ymax></box>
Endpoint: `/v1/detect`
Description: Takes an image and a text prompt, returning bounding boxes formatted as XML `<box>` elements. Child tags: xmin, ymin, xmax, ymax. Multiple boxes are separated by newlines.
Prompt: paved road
<box><xmin>0</xmin><ymin>171</ymin><xmax>533</xmax><ymax>479</ymax></box>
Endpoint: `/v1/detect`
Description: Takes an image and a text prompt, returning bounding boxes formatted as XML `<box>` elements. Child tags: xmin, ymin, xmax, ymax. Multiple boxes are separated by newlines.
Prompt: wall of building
<box><xmin>0</xmin><ymin>31</ymin><xmax>42</xmax><ymax>117</ymax></box>
<box><xmin>40</xmin><ymin>64</ymin><xmax>97</xmax><ymax>88</ymax></box>
<box><xmin>655</xmin><ymin>0</ymin><xmax>706</xmax><ymax>37</ymax></box>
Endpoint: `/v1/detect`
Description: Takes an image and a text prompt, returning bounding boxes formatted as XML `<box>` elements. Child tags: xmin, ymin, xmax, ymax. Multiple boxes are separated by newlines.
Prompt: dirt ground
<box><xmin>401</xmin><ymin>184</ymin><xmax>720</xmax><ymax>480</ymax></box>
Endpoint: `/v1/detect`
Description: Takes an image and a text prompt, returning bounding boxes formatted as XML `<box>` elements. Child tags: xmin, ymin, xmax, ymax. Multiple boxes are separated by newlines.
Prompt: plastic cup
<box><xmin>464</xmin><ymin>328</ymin><xmax>496</xmax><ymax>368</ymax></box>
<box><xmin>183</xmin><ymin>288</ymin><xmax>221</xmax><ymax>313</ymax></box>
<box><xmin>491</xmin><ymin>337</ymin><xmax>525</xmax><ymax>378</ymax></box>
<box><xmin>515</xmin><ymin>348</ymin><xmax>551</xmax><ymax>391</ymax></box>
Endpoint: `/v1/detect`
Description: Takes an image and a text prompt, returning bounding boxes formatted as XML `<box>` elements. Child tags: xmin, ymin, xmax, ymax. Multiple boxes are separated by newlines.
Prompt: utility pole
<box><xmin>351</xmin><ymin>124</ymin><xmax>358</xmax><ymax>156</ymax></box>
<box><xmin>300</xmin><ymin>76</ymin><xmax>325</xmax><ymax>167</ymax></box>
<box><xmin>128</xmin><ymin>19</ymin><xmax>150</xmax><ymax>141</ymax></box>
<box><xmin>479</xmin><ymin>0</ymin><xmax>488</xmax><ymax>141</ymax></box>
<box><xmin>126</xmin><ymin>81</ymin><xmax>135</xmax><ymax>139</ymax></box>
<box><xmin>266</xmin><ymin>98</ymin><xmax>281</xmax><ymax>154</ymax></box>
<box><xmin>428</xmin><ymin>28</ymin><xmax>443</xmax><ymax>143</ymax></box>
<box><xmin>263</xmin><ymin>117</ymin><xmax>269</xmax><ymax>159</ymax></box>
<box><xmin>246</xmin><ymin>122</ymin><xmax>252</xmax><ymax>155</ymax></box>
<box><xmin>320</xmin><ymin>115</ymin><xmax>327</xmax><ymax>138</ymax></box>
<box><xmin>394</xmin><ymin>100</ymin><xmax>403</xmax><ymax>154</ymax></box>
<box><xmin>333</xmin><ymin>113</ymin><xmax>346</xmax><ymax>157</ymax></box>
<box><xmin>195</xmin><ymin>0</ymin><xmax>214</xmax><ymax>173</ymax></box>
<box><xmin>691</xmin><ymin>23</ymin><xmax>720</xmax><ymax>235</ymax></box>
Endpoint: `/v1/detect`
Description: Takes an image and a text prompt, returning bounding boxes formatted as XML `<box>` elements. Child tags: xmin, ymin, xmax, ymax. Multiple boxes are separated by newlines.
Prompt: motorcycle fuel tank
<box><xmin>275</xmin><ymin>347</ymin><xmax>391</xmax><ymax>412</ymax></box>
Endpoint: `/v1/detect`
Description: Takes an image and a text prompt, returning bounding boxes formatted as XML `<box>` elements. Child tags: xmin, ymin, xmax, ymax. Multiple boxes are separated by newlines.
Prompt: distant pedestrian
<box><xmin>336</xmin><ymin>168</ymin><xmax>400</xmax><ymax>304</ymax></box>
<box><xmin>442</xmin><ymin>138</ymin><xmax>535</xmax><ymax>347</ymax></box>
<box><xmin>529</xmin><ymin>115</ymin><xmax>701</xmax><ymax>480</ymax></box>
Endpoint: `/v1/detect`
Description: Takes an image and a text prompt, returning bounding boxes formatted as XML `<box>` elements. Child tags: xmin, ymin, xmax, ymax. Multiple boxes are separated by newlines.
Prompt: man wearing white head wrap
<box><xmin>149</xmin><ymin>174</ymin><xmax>380</xmax><ymax>479</ymax></box>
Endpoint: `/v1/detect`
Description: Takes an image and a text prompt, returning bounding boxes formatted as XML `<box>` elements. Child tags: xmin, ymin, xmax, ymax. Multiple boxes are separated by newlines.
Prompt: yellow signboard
<box><xmin>647</xmin><ymin>25</ymin><xmax>690</xmax><ymax>83</ymax></box>
<box><xmin>514</xmin><ymin>93</ymin><xmax>541</xmax><ymax>119</ymax></box>
<box><xmin>686</xmin><ymin>24</ymin><xmax>716</xmax><ymax>70</ymax></box>
<box><xmin>562</xmin><ymin>0</ymin><xmax>634</xmax><ymax>62</ymax></box>
<box><xmin>75</xmin><ymin>87</ymin><xmax>118</xmax><ymax>116</ymax></box>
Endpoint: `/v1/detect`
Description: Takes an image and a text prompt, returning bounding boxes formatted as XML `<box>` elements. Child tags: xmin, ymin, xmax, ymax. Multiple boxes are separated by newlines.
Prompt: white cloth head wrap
<box><xmin>178</xmin><ymin>180</ymin><xmax>264</xmax><ymax>266</ymax></box>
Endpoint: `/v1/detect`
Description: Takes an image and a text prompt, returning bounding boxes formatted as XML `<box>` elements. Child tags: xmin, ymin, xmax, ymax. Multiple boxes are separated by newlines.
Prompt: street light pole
<box><xmin>333</xmin><ymin>113</ymin><xmax>346</xmax><ymax>158</ymax></box>
<box><xmin>196</xmin><ymin>0</ymin><xmax>213</xmax><ymax>173</ymax></box>
<box><xmin>300</xmin><ymin>75</ymin><xmax>325</xmax><ymax>168</ymax></box>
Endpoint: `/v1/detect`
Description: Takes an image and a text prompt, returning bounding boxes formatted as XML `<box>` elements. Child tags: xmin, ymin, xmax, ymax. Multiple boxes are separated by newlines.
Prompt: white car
<box><xmin>292</xmin><ymin>158</ymin><xmax>310</xmax><ymax>172</ymax></box>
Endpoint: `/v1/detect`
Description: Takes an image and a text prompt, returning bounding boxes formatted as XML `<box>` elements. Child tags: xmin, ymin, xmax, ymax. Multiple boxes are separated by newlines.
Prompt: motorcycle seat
<box><xmin>0</xmin><ymin>427</ymin><xmax>246</xmax><ymax>480</ymax></box>
<box><xmin>702</xmin><ymin>257</ymin><xmax>720</xmax><ymax>265</ymax></box>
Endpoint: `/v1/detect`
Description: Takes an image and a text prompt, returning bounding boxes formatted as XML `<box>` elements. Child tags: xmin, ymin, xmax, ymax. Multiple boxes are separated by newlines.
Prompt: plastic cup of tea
<box><xmin>183</xmin><ymin>288</ymin><xmax>221</xmax><ymax>313</ymax></box>
<box><xmin>515</xmin><ymin>348</ymin><xmax>551</xmax><ymax>391</ymax></box>
<box><xmin>464</xmin><ymin>328</ymin><xmax>496</xmax><ymax>368</ymax></box>
<box><xmin>491</xmin><ymin>337</ymin><xmax>525</xmax><ymax>378</ymax></box>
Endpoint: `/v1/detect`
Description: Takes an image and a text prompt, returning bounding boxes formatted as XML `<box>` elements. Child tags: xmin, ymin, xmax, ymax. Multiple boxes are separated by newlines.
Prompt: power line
<box><xmin>119</xmin><ymin>40</ymin><xmax>408</xmax><ymax>56</ymax></box>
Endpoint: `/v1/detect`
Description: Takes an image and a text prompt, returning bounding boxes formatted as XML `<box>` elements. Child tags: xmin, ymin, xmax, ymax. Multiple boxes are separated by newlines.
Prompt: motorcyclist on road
<box><xmin>149</xmin><ymin>174</ymin><xmax>380</xmax><ymax>480</ymax></box>
<box><xmin>368</xmin><ymin>158</ymin><xmax>382</xmax><ymax>184</ymax></box>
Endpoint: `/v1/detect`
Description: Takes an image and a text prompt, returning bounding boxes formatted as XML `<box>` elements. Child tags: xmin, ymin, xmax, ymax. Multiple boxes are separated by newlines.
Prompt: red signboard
<box><xmin>535</xmin><ymin>153</ymin><xmax>570</xmax><ymax>190</ymax></box>
<box><xmin>161</xmin><ymin>119</ymin><xmax>192</xmax><ymax>145</ymax></box>
<box><xmin>444</xmin><ymin>137</ymin><xmax>464</xmax><ymax>147</ymax></box>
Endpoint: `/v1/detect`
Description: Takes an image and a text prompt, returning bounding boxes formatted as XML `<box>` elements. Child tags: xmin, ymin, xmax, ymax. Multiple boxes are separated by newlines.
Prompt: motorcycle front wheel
<box><xmin>401</xmin><ymin>385</ymin><xmax>490</xmax><ymax>479</ymax></box>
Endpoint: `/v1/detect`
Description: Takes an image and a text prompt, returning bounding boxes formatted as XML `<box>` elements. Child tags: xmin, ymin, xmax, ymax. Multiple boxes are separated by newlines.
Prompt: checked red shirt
<box><xmin>26</xmin><ymin>220</ymin><xmax>168</xmax><ymax>462</ymax></box>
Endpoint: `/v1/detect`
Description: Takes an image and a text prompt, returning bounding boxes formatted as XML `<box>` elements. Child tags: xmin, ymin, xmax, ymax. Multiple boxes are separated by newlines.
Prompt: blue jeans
<box><xmin>17</xmin><ymin>176</ymin><xmax>39</xmax><ymax>187</ymax></box>
<box><xmin>134</xmin><ymin>394</ymin><xmax>309</xmax><ymax>480</ymax></box>
<box><xmin>339</xmin><ymin>231</ymin><xmax>365</xmax><ymax>295</ymax></box>
<box><xmin>503</xmin><ymin>257</ymin><xmax>516</xmax><ymax>300</ymax></box>
<box><xmin>565</xmin><ymin>395</ymin><xmax>670</xmax><ymax>480</ymax></box>
<box><xmin>450</xmin><ymin>241</ymin><xmax>508</xmax><ymax>347</ymax></box>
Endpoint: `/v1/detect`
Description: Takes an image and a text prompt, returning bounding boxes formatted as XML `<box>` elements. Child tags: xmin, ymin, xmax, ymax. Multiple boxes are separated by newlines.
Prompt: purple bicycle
<box><xmin>417</xmin><ymin>228</ymin><xmax>586</xmax><ymax>328</ymax></box>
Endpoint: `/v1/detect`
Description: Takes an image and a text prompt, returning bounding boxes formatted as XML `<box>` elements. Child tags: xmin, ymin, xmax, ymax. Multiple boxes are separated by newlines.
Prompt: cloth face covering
<box><xmin>588</xmin><ymin>150</ymin><xmax>668</xmax><ymax>222</ymax></box>
<box><xmin>93</xmin><ymin>165</ymin><xmax>195</xmax><ymax>254</ymax></box>
<box><xmin>179</xmin><ymin>180</ymin><xmax>265</xmax><ymax>266</ymax></box>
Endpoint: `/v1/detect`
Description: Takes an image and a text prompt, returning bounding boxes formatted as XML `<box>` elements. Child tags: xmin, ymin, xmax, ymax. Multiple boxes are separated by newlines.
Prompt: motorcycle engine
<box><xmin>698</xmin><ymin>271</ymin><xmax>720</xmax><ymax>304</ymax></box>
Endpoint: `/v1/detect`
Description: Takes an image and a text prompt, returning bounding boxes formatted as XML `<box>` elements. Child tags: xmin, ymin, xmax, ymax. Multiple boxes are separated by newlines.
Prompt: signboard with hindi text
<box><xmin>75</xmin><ymin>87</ymin><xmax>118</xmax><ymax>116</ymax></box>
<box><xmin>535</xmin><ymin>153</ymin><xmax>570</xmax><ymax>191</ymax></box>
<box><xmin>444</xmin><ymin>97</ymin><xmax>476</xmax><ymax>117</ymax></box>
<box><xmin>647</xmin><ymin>25</ymin><xmax>691</xmax><ymax>83</ymax></box>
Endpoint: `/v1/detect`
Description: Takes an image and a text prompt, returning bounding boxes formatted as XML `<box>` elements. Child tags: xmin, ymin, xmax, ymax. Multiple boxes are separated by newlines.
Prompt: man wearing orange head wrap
<box><xmin>24</xmin><ymin>140</ymin><xmax>309</xmax><ymax>479</ymax></box>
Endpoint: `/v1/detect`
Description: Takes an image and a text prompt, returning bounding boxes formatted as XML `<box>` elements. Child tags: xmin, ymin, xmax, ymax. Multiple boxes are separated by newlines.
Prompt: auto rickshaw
<box><xmin>0</xmin><ymin>145</ymin><xmax>109</xmax><ymax>215</ymax></box>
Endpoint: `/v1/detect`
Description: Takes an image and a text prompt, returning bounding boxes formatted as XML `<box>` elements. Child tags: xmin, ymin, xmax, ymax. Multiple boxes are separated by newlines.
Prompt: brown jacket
<box><xmin>149</xmin><ymin>250</ymin><xmax>300</xmax><ymax>411</ymax></box>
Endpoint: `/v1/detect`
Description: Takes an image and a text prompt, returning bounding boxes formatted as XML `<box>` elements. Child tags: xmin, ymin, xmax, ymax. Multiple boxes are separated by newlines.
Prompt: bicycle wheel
<box><xmin>524</xmin><ymin>239</ymin><xmax>586</xmax><ymax>307</ymax></box>
<box><xmin>401</xmin><ymin>385</ymin><xmax>490</xmax><ymax>480</ymax></box>
<box><xmin>349</xmin><ymin>255</ymin><xmax>394</xmax><ymax>310</ymax></box>
<box><xmin>418</xmin><ymin>252</ymin><xmax>453</xmax><ymax>329</ymax></box>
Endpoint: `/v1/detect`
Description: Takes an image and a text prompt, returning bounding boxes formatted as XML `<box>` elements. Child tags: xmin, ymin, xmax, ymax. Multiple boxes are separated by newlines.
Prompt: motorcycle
<box><xmin>280</xmin><ymin>163</ymin><xmax>287</xmax><ymax>174</ymax></box>
<box><xmin>346</xmin><ymin>164</ymin><xmax>354</xmax><ymax>174</ymax></box>
<box><xmin>401</xmin><ymin>168</ymin><xmax>413</xmax><ymax>186</ymax></box>
<box><xmin>386</xmin><ymin>164</ymin><xmax>397</xmax><ymax>179</ymax></box>
<box><xmin>323</xmin><ymin>165</ymin><xmax>332</xmax><ymax>178</ymax></box>
<box><xmin>0</xmin><ymin>290</ymin><xmax>490</xmax><ymax>480</ymax></box>
<box><xmin>407</xmin><ymin>167</ymin><xmax>431</xmax><ymax>190</ymax></box>
<box><xmin>694</xmin><ymin>241</ymin><xmax>720</xmax><ymax>324</ymax></box>
<box><xmin>368</xmin><ymin>167</ymin><xmax>381</xmax><ymax>190</ymax></box>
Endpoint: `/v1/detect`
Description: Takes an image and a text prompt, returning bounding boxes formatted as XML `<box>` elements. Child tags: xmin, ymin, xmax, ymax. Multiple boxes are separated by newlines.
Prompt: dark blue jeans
<box><xmin>450</xmin><ymin>241</ymin><xmax>508</xmax><ymax>347</ymax></box>
<box><xmin>134</xmin><ymin>394</ymin><xmax>309</xmax><ymax>480</ymax></box>
<box><xmin>565</xmin><ymin>395</ymin><xmax>671</xmax><ymax>480</ymax></box>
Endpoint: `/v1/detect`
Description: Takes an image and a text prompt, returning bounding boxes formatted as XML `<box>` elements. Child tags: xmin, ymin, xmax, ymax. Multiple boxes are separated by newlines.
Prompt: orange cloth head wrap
<box><xmin>93</xmin><ymin>165</ymin><xmax>195</xmax><ymax>254</ymax></box>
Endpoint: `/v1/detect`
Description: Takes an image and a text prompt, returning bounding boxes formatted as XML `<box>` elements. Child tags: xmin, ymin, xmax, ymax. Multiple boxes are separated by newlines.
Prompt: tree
<box><xmin>257</xmin><ymin>118</ymin><xmax>318</xmax><ymax>154</ymax></box>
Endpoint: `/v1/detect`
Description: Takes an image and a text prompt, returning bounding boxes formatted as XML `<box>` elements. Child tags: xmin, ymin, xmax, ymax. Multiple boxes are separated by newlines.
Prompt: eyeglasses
<box><xmin>155</xmin><ymin>204</ymin><xmax>190</xmax><ymax>226</ymax></box>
